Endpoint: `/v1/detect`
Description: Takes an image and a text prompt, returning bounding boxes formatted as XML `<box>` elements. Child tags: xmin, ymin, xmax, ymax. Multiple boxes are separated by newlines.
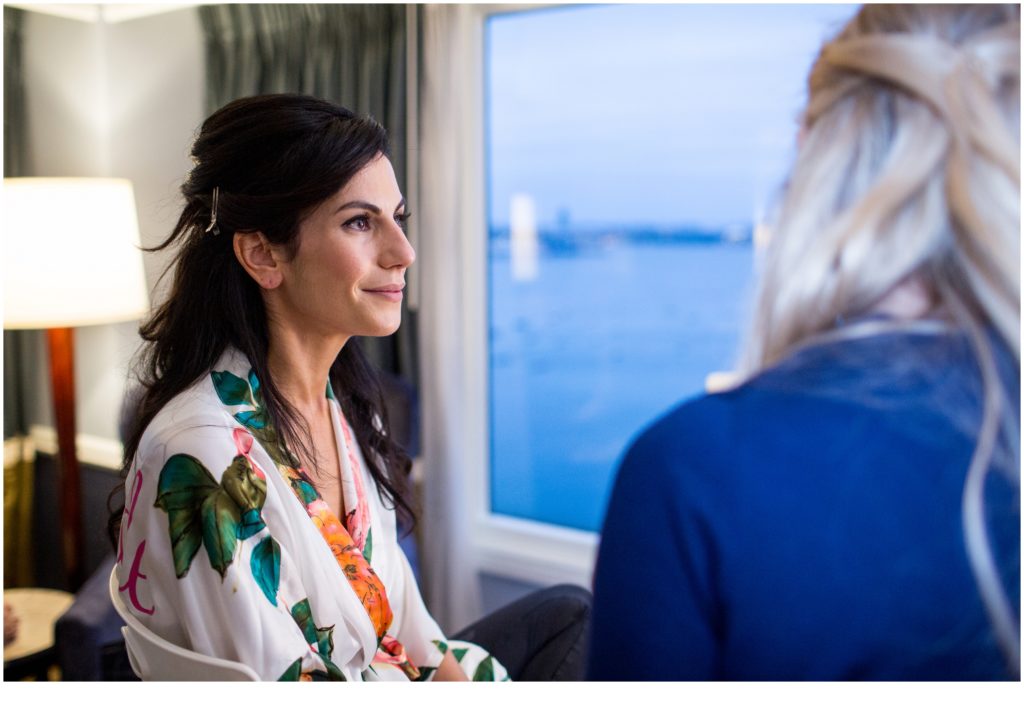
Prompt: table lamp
<box><xmin>3</xmin><ymin>177</ymin><xmax>150</xmax><ymax>590</ymax></box>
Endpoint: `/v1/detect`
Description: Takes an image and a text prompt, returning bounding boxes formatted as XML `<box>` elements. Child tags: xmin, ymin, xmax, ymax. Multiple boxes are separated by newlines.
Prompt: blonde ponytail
<box><xmin>741</xmin><ymin>5</ymin><xmax>1020</xmax><ymax>675</ymax></box>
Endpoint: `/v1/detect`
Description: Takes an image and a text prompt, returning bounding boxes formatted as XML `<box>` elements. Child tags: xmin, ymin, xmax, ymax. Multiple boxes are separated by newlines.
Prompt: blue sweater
<box><xmin>587</xmin><ymin>329</ymin><xmax>1020</xmax><ymax>680</ymax></box>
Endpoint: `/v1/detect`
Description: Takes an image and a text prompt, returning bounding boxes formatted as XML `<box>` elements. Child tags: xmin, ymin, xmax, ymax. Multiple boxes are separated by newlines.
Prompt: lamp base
<box><xmin>47</xmin><ymin>327</ymin><xmax>84</xmax><ymax>591</ymax></box>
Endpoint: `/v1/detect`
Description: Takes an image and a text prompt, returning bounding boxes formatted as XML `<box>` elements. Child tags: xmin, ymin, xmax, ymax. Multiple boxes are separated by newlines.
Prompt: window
<box><xmin>484</xmin><ymin>4</ymin><xmax>858</xmax><ymax>534</ymax></box>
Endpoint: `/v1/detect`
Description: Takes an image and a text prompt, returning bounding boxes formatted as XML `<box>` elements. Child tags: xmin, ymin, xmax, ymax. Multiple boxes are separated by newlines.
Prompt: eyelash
<box><xmin>343</xmin><ymin>212</ymin><xmax>412</xmax><ymax>232</ymax></box>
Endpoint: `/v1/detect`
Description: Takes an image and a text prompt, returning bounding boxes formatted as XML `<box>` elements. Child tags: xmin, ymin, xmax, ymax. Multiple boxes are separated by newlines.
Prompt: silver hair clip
<box><xmin>205</xmin><ymin>186</ymin><xmax>221</xmax><ymax>235</ymax></box>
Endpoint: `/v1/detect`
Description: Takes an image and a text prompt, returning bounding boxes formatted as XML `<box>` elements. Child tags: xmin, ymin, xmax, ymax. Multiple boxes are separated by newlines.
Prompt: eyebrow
<box><xmin>334</xmin><ymin>197</ymin><xmax>407</xmax><ymax>215</ymax></box>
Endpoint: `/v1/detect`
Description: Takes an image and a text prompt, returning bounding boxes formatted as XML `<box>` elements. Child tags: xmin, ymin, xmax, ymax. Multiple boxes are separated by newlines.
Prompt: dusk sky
<box><xmin>486</xmin><ymin>3</ymin><xmax>859</xmax><ymax>230</ymax></box>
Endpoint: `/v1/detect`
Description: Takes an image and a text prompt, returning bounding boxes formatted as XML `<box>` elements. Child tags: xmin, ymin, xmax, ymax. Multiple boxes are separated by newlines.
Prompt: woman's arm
<box><xmin>432</xmin><ymin>651</ymin><xmax>470</xmax><ymax>681</ymax></box>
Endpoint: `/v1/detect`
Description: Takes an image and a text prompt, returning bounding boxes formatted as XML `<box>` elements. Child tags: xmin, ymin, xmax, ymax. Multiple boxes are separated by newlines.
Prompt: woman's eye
<box><xmin>395</xmin><ymin>212</ymin><xmax>411</xmax><ymax>230</ymax></box>
<box><xmin>344</xmin><ymin>215</ymin><xmax>371</xmax><ymax>232</ymax></box>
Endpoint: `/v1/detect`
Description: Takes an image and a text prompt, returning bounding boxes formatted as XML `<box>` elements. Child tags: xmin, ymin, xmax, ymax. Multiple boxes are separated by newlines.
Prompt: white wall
<box><xmin>20</xmin><ymin>6</ymin><xmax>204</xmax><ymax>449</ymax></box>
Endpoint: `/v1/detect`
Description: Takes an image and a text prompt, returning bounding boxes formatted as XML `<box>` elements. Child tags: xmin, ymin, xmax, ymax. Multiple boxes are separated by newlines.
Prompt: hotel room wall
<box><xmin>18</xmin><ymin>7</ymin><xmax>204</xmax><ymax>445</ymax></box>
<box><xmin>14</xmin><ymin>8</ymin><xmax>204</xmax><ymax>586</ymax></box>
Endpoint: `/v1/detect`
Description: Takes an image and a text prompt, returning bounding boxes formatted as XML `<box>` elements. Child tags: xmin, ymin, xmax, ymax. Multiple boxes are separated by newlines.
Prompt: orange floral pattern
<box><xmin>217</xmin><ymin>366</ymin><xmax>420</xmax><ymax>678</ymax></box>
<box><xmin>306</xmin><ymin>498</ymin><xmax>392</xmax><ymax>639</ymax></box>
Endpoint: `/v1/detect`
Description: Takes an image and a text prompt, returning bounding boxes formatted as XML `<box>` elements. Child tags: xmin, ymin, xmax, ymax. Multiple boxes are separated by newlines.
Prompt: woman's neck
<box><xmin>265</xmin><ymin>322</ymin><xmax>348</xmax><ymax>414</ymax></box>
<box><xmin>870</xmin><ymin>275</ymin><xmax>936</xmax><ymax>320</ymax></box>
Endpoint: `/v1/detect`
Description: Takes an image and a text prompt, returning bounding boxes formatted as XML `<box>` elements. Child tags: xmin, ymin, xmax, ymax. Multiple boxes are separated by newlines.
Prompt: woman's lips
<box><xmin>364</xmin><ymin>285</ymin><xmax>404</xmax><ymax>302</ymax></box>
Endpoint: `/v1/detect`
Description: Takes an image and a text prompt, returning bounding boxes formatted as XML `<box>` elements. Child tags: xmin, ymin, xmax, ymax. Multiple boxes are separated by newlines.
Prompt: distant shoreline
<box><xmin>490</xmin><ymin>227</ymin><xmax>754</xmax><ymax>257</ymax></box>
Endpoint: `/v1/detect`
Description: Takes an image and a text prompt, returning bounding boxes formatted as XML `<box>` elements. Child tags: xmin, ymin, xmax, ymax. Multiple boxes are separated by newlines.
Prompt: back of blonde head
<box><xmin>742</xmin><ymin>4</ymin><xmax>1020</xmax><ymax>676</ymax></box>
<box><xmin>745</xmin><ymin>4</ymin><xmax>1019</xmax><ymax>370</ymax></box>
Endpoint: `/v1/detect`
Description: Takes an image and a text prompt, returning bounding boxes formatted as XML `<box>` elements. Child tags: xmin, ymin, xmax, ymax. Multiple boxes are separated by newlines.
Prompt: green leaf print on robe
<box><xmin>420</xmin><ymin>640</ymin><xmax>509</xmax><ymax>682</ymax></box>
<box><xmin>278</xmin><ymin>658</ymin><xmax>346</xmax><ymax>682</ymax></box>
<box><xmin>153</xmin><ymin>454</ymin><xmax>217</xmax><ymax>577</ymax></box>
<box><xmin>201</xmin><ymin>490</ymin><xmax>242</xmax><ymax>575</ymax></box>
<box><xmin>278</xmin><ymin>659</ymin><xmax>303</xmax><ymax>681</ymax></box>
<box><xmin>472</xmin><ymin>655</ymin><xmax>496</xmax><ymax>681</ymax></box>
<box><xmin>211</xmin><ymin>370</ymin><xmax>252</xmax><ymax>405</ymax></box>
<box><xmin>287</xmin><ymin>599</ymin><xmax>346</xmax><ymax>681</ymax></box>
<box><xmin>362</xmin><ymin>529</ymin><xmax>373</xmax><ymax>563</ymax></box>
<box><xmin>155</xmin><ymin>453</ymin><xmax>273</xmax><ymax>581</ymax></box>
<box><xmin>212</xmin><ymin>369</ymin><xmax>294</xmax><ymax>467</ymax></box>
<box><xmin>233</xmin><ymin>410</ymin><xmax>267</xmax><ymax>431</ymax></box>
<box><xmin>250</xmin><ymin>536</ymin><xmax>281</xmax><ymax>606</ymax></box>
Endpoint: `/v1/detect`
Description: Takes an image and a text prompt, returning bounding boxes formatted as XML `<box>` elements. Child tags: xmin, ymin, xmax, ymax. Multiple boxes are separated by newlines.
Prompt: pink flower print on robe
<box><xmin>338</xmin><ymin>414</ymin><xmax>371</xmax><ymax>553</ymax></box>
<box><xmin>232</xmin><ymin>428</ymin><xmax>266</xmax><ymax>480</ymax></box>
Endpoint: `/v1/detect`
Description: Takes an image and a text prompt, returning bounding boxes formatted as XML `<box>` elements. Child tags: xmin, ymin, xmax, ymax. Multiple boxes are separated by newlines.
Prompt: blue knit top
<box><xmin>587</xmin><ymin>328</ymin><xmax>1020</xmax><ymax>680</ymax></box>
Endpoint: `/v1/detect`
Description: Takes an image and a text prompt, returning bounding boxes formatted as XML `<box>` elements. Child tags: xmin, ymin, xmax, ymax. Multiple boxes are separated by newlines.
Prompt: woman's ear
<box><xmin>233</xmin><ymin>231</ymin><xmax>284</xmax><ymax>289</ymax></box>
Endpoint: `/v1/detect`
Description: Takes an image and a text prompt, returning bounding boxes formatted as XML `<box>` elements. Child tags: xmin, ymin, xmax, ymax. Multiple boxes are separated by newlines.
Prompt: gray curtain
<box><xmin>4</xmin><ymin>5</ymin><xmax>36</xmax><ymax>441</ymax></box>
<box><xmin>198</xmin><ymin>4</ymin><xmax>416</xmax><ymax>382</ymax></box>
<box><xmin>4</xmin><ymin>5</ymin><xmax>37</xmax><ymax>588</ymax></box>
<box><xmin>4</xmin><ymin>6</ymin><xmax>27</xmax><ymax>178</ymax></box>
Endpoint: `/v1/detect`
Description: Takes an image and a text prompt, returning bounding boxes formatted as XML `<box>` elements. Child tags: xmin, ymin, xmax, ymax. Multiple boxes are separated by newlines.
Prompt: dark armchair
<box><xmin>54</xmin><ymin>553</ymin><xmax>136</xmax><ymax>680</ymax></box>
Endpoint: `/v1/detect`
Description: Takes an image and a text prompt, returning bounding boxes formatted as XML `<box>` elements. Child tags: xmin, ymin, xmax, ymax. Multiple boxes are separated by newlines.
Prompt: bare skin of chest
<box><xmin>307</xmin><ymin>411</ymin><xmax>346</xmax><ymax>517</ymax></box>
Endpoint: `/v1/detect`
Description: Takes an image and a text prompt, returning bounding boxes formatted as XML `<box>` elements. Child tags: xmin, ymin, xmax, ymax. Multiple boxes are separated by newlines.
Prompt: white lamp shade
<box><xmin>3</xmin><ymin>177</ymin><xmax>150</xmax><ymax>329</ymax></box>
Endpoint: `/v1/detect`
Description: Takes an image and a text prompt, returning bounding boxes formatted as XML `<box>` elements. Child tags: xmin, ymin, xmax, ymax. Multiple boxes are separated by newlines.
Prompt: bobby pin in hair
<box><xmin>205</xmin><ymin>186</ymin><xmax>221</xmax><ymax>235</ymax></box>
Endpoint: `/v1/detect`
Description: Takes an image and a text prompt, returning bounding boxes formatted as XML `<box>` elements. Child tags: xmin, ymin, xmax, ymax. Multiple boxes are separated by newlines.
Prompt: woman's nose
<box><xmin>383</xmin><ymin>220</ymin><xmax>416</xmax><ymax>269</ymax></box>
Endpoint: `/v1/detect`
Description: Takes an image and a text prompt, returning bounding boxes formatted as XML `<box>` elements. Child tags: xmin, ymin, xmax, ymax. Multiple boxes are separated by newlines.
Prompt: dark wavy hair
<box><xmin>108</xmin><ymin>94</ymin><xmax>415</xmax><ymax>547</ymax></box>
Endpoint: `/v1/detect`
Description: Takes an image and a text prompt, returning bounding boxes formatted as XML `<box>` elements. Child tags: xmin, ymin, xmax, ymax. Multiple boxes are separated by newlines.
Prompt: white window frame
<box><xmin>444</xmin><ymin>2</ymin><xmax>840</xmax><ymax>597</ymax></box>
<box><xmin>456</xmin><ymin>3</ymin><xmax>599</xmax><ymax>590</ymax></box>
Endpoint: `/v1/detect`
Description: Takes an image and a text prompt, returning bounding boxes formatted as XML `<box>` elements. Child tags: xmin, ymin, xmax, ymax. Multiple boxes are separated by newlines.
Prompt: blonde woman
<box><xmin>588</xmin><ymin>4</ymin><xmax>1019</xmax><ymax>680</ymax></box>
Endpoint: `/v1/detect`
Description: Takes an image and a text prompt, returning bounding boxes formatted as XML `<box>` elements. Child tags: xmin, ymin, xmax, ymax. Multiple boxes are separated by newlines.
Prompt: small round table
<box><xmin>4</xmin><ymin>588</ymin><xmax>74</xmax><ymax>681</ymax></box>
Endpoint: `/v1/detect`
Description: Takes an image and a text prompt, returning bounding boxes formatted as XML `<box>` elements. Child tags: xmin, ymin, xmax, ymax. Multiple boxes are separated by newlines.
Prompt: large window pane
<box><xmin>486</xmin><ymin>4</ymin><xmax>858</xmax><ymax>532</ymax></box>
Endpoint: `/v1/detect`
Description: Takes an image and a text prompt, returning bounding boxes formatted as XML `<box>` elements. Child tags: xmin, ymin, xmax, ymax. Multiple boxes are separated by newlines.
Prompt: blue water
<box><xmin>488</xmin><ymin>240</ymin><xmax>756</xmax><ymax>532</ymax></box>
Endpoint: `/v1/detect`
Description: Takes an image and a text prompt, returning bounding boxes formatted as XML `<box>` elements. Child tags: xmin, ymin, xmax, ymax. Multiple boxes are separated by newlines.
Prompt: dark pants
<box><xmin>453</xmin><ymin>584</ymin><xmax>592</xmax><ymax>681</ymax></box>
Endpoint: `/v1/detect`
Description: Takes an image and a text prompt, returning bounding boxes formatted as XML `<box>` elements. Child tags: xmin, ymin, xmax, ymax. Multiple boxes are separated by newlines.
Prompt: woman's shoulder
<box><xmin>638</xmin><ymin>329</ymin><xmax>961</xmax><ymax>437</ymax></box>
<box><xmin>620</xmin><ymin>327</ymin><xmax>999</xmax><ymax>494</ymax></box>
<box><xmin>137</xmin><ymin>349</ymin><xmax>257</xmax><ymax>467</ymax></box>
<box><xmin>672</xmin><ymin>326</ymin><xmax>988</xmax><ymax>422</ymax></box>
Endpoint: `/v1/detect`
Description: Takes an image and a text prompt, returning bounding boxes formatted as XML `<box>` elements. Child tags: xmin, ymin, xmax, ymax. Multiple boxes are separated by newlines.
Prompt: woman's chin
<box><xmin>362</xmin><ymin>317</ymin><xmax>403</xmax><ymax>338</ymax></box>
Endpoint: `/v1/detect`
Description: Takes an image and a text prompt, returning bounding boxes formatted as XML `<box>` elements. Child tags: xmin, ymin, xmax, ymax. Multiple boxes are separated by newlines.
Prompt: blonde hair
<box><xmin>742</xmin><ymin>5</ymin><xmax>1020</xmax><ymax>674</ymax></box>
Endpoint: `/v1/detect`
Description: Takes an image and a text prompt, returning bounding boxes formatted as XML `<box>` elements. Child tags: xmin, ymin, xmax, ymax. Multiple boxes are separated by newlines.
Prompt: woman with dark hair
<box><xmin>111</xmin><ymin>94</ymin><xmax>589</xmax><ymax>681</ymax></box>
<box><xmin>588</xmin><ymin>4</ymin><xmax>1019</xmax><ymax>681</ymax></box>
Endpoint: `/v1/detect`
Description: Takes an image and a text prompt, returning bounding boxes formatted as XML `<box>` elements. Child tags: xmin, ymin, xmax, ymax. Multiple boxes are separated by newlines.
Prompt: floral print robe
<box><xmin>114</xmin><ymin>348</ymin><xmax>508</xmax><ymax>681</ymax></box>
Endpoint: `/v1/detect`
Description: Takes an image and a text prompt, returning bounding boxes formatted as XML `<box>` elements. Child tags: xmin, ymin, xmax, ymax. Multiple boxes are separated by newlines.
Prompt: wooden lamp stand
<box><xmin>47</xmin><ymin>327</ymin><xmax>84</xmax><ymax>590</ymax></box>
